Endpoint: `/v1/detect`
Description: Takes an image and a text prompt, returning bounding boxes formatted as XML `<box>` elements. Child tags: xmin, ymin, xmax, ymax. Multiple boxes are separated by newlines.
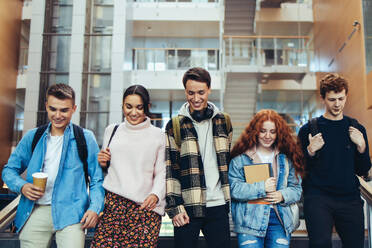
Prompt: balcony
<box><xmin>223</xmin><ymin>35</ymin><xmax>314</xmax><ymax>79</ymax></box>
<box><xmin>129</xmin><ymin>48</ymin><xmax>221</xmax><ymax>90</ymax></box>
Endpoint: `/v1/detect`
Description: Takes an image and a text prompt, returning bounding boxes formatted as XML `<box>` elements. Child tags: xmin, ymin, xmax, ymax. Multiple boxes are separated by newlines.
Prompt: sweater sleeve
<box><xmin>354</xmin><ymin>124</ymin><xmax>371</xmax><ymax>176</ymax></box>
<box><xmin>165</xmin><ymin>120</ymin><xmax>186</xmax><ymax>218</ymax></box>
<box><xmin>150</xmin><ymin>131</ymin><xmax>166</xmax><ymax>204</ymax></box>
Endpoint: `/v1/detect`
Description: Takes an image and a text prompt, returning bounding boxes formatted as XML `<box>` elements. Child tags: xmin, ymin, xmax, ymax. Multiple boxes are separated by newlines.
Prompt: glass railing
<box><xmin>133</xmin><ymin>48</ymin><xmax>219</xmax><ymax>71</ymax></box>
<box><xmin>224</xmin><ymin>36</ymin><xmax>314</xmax><ymax>68</ymax></box>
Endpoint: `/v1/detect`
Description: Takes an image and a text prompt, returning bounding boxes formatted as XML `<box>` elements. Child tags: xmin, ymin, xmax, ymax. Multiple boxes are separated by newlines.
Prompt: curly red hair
<box><xmin>231</xmin><ymin>109</ymin><xmax>305</xmax><ymax>177</ymax></box>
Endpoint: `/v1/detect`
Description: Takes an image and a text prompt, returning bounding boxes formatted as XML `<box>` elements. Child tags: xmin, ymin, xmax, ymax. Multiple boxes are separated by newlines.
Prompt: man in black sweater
<box><xmin>298</xmin><ymin>73</ymin><xmax>371</xmax><ymax>248</ymax></box>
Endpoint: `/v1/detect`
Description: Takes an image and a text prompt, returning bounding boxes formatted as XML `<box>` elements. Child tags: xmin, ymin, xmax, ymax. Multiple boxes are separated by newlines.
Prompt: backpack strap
<box><xmin>348</xmin><ymin>117</ymin><xmax>359</xmax><ymax>129</ymax></box>
<box><xmin>72</xmin><ymin>124</ymin><xmax>89</xmax><ymax>187</ymax></box>
<box><xmin>105</xmin><ymin>124</ymin><xmax>119</xmax><ymax>169</ymax></box>
<box><xmin>222</xmin><ymin>112</ymin><xmax>231</xmax><ymax>133</ymax></box>
<box><xmin>31</xmin><ymin>124</ymin><xmax>49</xmax><ymax>153</ymax></box>
<box><xmin>107</xmin><ymin>124</ymin><xmax>119</xmax><ymax>147</ymax></box>
<box><xmin>309</xmin><ymin>117</ymin><xmax>319</xmax><ymax>136</ymax></box>
<box><xmin>172</xmin><ymin>116</ymin><xmax>181</xmax><ymax>148</ymax></box>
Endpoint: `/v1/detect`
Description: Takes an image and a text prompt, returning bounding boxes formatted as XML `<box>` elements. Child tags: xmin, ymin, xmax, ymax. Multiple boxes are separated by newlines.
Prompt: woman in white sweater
<box><xmin>91</xmin><ymin>85</ymin><xmax>166</xmax><ymax>248</ymax></box>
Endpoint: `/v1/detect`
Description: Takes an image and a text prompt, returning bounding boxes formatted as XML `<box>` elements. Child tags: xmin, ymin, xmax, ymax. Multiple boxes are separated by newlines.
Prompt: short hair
<box><xmin>123</xmin><ymin>84</ymin><xmax>151</xmax><ymax>116</ymax></box>
<box><xmin>182</xmin><ymin>67</ymin><xmax>211</xmax><ymax>89</ymax></box>
<box><xmin>46</xmin><ymin>83</ymin><xmax>75</xmax><ymax>104</ymax></box>
<box><xmin>319</xmin><ymin>73</ymin><xmax>349</xmax><ymax>99</ymax></box>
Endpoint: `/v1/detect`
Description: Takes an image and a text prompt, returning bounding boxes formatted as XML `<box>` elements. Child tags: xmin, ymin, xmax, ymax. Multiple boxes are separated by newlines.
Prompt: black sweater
<box><xmin>298</xmin><ymin>115</ymin><xmax>371</xmax><ymax>199</ymax></box>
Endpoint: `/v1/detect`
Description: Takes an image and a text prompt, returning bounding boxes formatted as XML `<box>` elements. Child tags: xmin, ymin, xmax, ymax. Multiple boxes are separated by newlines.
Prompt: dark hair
<box><xmin>319</xmin><ymin>73</ymin><xmax>349</xmax><ymax>99</ymax></box>
<box><xmin>122</xmin><ymin>85</ymin><xmax>151</xmax><ymax>116</ymax></box>
<box><xmin>231</xmin><ymin>109</ymin><xmax>304</xmax><ymax>177</ymax></box>
<box><xmin>46</xmin><ymin>83</ymin><xmax>75</xmax><ymax>104</ymax></box>
<box><xmin>182</xmin><ymin>67</ymin><xmax>211</xmax><ymax>88</ymax></box>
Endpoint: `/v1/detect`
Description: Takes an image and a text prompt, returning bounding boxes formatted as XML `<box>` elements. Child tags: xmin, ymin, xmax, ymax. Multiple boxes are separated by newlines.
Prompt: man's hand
<box><xmin>80</xmin><ymin>210</ymin><xmax>99</xmax><ymax>229</ymax></box>
<box><xmin>21</xmin><ymin>183</ymin><xmax>44</xmax><ymax>201</ymax></box>
<box><xmin>97</xmin><ymin>148</ymin><xmax>111</xmax><ymax>168</ymax></box>
<box><xmin>307</xmin><ymin>133</ymin><xmax>325</xmax><ymax>156</ymax></box>
<box><xmin>172</xmin><ymin>212</ymin><xmax>190</xmax><ymax>227</ymax></box>
<box><xmin>265</xmin><ymin>191</ymin><xmax>283</xmax><ymax>204</ymax></box>
<box><xmin>140</xmin><ymin>194</ymin><xmax>159</xmax><ymax>211</ymax></box>
<box><xmin>264</xmin><ymin>177</ymin><xmax>276</xmax><ymax>193</ymax></box>
<box><xmin>349</xmin><ymin>126</ymin><xmax>366</xmax><ymax>153</ymax></box>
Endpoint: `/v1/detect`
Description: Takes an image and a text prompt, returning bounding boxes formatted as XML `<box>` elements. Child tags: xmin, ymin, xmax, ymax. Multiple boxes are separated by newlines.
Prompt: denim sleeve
<box><xmin>228</xmin><ymin>156</ymin><xmax>266</xmax><ymax>202</ymax></box>
<box><xmin>279</xmin><ymin>160</ymin><xmax>302</xmax><ymax>205</ymax></box>
<box><xmin>2</xmin><ymin>129</ymin><xmax>35</xmax><ymax>194</ymax></box>
<box><xmin>85</xmin><ymin>130</ymin><xmax>105</xmax><ymax>214</ymax></box>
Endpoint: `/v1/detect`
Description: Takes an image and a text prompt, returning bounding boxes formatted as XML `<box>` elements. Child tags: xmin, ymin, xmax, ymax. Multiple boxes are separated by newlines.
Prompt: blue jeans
<box><xmin>237</xmin><ymin>209</ymin><xmax>290</xmax><ymax>248</ymax></box>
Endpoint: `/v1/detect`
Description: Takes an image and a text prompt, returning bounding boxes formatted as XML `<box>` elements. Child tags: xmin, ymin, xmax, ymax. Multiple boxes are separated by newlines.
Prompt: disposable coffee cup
<box><xmin>32</xmin><ymin>172</ymin><xmax>48</xmax><ymax>192</ymax></box>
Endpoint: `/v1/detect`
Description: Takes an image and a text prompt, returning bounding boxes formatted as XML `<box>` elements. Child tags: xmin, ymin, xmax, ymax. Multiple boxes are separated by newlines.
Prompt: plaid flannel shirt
<box><xmin>165</xmin><ymin>112</ymin><xmax>233</xmax><ymax>218</ymax></box>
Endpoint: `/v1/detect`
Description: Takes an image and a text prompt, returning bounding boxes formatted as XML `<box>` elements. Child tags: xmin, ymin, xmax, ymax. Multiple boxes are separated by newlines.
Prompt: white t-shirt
<box><xmin>37</xmin><ymin>134</ymin><xmax>64</xmax><ymax>205</ymax></box>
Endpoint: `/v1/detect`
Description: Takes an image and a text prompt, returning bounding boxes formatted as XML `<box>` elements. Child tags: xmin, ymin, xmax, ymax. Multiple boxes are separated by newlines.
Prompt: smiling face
<box><xmin>185</xmin><ymin>79</ymin><xmax>211</xmax><ymax>112</ymax></box>
<box><xmin>322</xmin><ymin>89</ymin><xmax>347</xmax><ymax>120</ymax></box>
<box><xmin>257</xmin><ymin>120</ymin><xmax>277</xmax><ymax>150</ymax></box>
<box><xmin>45</xmin><ymin>96</ymin><xmax>76</xmax><ymax>136</ymax></box>
<box><xmin>123</xmin><ymin>94</ymin><xmax>147</xmax><ymax>125</ymax></box>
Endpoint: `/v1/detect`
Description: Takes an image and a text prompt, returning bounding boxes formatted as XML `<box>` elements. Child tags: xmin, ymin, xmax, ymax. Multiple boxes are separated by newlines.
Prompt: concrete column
<box><xmin>109</xmin><ymin>0</ymin><xmax>127</xmax><ymax>124</ymax></box>
<box><xmin>23</xmin><ymin>0</ymin><xmax>45</xmax><ymax>132</ymax></box>
<box><xmin>69</xmin><ymin>0</ymin><xmax>87</xmax><ymax>124</ymax></box>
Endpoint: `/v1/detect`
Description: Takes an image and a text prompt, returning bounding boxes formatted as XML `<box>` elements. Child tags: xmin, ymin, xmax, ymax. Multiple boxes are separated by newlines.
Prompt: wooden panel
<box><xmin>313</xmin><ymin>0</ymin><xmax>372</xmax><ymax>155</ymax></box>
<box><xmin>0</xmin><ymin>1</ymin><xmax>23</xmax><ymax>190</ymax></box>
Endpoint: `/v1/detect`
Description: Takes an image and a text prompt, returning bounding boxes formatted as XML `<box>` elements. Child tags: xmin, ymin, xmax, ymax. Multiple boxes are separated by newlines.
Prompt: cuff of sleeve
<box><xmin>257</xmin><ymin>181</ymin><xmax>266</xmax><ymax>198</ymax></box>
<box><xmin>166</xmin><ymin>205</ymin><xmax>186</xmax><ymax>219</ymax></box>
<box><xmin>278</xmin><ymin>189</ymin><xmax>289</xmax><ymax>206</ymax></box>
<box><xmin>15</xmin><ymin>180</ymin><xmax>28</xmax><ymax>195</ymax></box>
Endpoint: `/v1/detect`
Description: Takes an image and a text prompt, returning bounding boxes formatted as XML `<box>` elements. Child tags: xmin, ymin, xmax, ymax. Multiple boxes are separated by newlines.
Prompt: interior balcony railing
<box><xmin>223</xmin><ymin>35</ymin><xmax>314</xmax><ymax>70</ymax></box>
<box><xmin>359</xmin><ymin>176</ymin><xmax>372</xmax><ymax>248</ymax></box>
<box><xmin>133</xmin><ymin>48</ymin><xmax>219</xmax><ymax>71</ymax></box>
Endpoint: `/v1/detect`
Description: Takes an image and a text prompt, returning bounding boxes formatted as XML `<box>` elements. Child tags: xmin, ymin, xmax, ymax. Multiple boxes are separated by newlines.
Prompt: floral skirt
<box><xmin>90</xmin><ymin>191</ymin><xmax>161</xmax><ymax>248</ymax></box>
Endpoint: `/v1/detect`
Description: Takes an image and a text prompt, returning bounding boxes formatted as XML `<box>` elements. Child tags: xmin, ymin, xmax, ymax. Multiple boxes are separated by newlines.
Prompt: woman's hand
<box><xmin>265</xmin><ymin>191</ymin><xmax>283</xmax><ymax>204</ymax></box>
<box><xmin>264</xmin><ymin>177</ymin><xmax>276</xmax><ymax>193</ymax></box>
<box><xmin>140</xmin><ymin>194</ymin><xmax>159</xmax><ymax>211</ymax></box>
<box><xmin>97</xmin><ymin>147</ymin><xmax>111</xmax><ymax>168</ymax></box>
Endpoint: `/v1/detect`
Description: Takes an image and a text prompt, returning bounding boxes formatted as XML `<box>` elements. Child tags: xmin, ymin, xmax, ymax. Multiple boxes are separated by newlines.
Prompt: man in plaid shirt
<box><xmin>165</xmin><ymin>67</ymin><xmax>233</xmax><ymax>248</ymax></box>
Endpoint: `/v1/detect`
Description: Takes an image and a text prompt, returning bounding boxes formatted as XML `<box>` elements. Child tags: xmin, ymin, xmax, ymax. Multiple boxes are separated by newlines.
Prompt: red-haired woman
<box><xmin>228</xmin><ymin>109</ymin><xmax>304</xmax><ymax>248</ymax></box>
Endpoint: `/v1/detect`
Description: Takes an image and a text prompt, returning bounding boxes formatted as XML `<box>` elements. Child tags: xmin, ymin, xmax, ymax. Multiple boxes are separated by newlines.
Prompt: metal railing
<box><xmin>359</xmin><ymin>176</ymin><xmax>372</xmax><ymax>248</ymax></box>
<box><xmin>223</xmin><ymin>35</ymin><xmax>314</xmax><ymax>69</ymax></box>
<box><xmin>133</xmin><ymin>48</ymin><xmax>219</xmax><ymax>71</ymax></box>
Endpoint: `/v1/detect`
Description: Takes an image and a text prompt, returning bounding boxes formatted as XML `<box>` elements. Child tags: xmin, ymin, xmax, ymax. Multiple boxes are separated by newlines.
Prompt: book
<box><xmin>243</xmin><ymin>163</ymin><xmax>273</xmax><ymax>204</ymax></box>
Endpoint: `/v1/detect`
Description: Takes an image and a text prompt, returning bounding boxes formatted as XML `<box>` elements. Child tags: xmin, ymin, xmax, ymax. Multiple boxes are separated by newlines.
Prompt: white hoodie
<box><xmin>179</xmin><ymin>102</ymin><xmax>226</xmax><ymax>207</ymax></box>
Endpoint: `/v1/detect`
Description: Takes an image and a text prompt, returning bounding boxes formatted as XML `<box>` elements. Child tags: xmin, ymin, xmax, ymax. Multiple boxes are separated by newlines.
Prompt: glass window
<box><xmin>85</xmin><ymin>74</ymin><xmax>111</xmax><ymax>145</ymax></box>
<box><xmin>92</xmin><ymin>5</ymin><xmax>114</xmax><ymax>33</ymax></box>
<box><xmin>167</xmin><ymin>50</ymin><xmax>177</xmax><ymax>70</ymax></box>
<box><xmin>256</xmin><ymin>89</ymin><xmax>317</xmax><ymax>132</ymax></box>
<box><xmin>51</xmin><ymin>2</ymin><xmax>73</xmax><ymax>33</ymax></box>
<box><xmin>90</xmin><ymin>36</ymin><xmax>112</xmax><ymax>72</ymax></box>
<box><xmin>177</xmin><ymin>50</ymin><xmax>191</xmax><ymax>69</ymax></box>
<box><xmin>48</xmin><ymin>36</ymin><xmax>71</xmax><ymax>72</ymax></box>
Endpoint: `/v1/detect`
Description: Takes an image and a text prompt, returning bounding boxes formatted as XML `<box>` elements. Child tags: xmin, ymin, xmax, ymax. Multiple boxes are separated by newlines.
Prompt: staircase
<box><xmin>224</xmin><ymin>0</ymin><xmax>256</xmax><ymax>36</ymax></box>
<box><xmin>223</xmin><ymin>74</ymin><xmax>258</xmax><ymax>144</ymax></box>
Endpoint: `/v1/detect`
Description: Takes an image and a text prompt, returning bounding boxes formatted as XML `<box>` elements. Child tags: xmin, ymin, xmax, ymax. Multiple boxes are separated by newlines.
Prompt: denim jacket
<box><xmin>228</xmin><ymin>152</ymin><xmax>302</xmax><ymax>237</ymax></box>
<box><xmin>2</xmin><ymin>123</ymin><xmax>105</xmax><ymax>232</ymax></box>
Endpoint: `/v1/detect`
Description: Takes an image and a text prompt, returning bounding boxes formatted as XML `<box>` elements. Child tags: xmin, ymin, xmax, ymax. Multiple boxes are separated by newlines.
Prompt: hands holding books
<box><xmin>265</xmin><ymin>191</ymin><xmax>283</xmax><ymax>204</ymax></box>
<box><xmin>264</xmin><ymin>177</ymin><xmax>283</xmax><ymax>204</ymax></box>
<box><xmin>264</xmin><ymin>177</ymin><xmax>276</xmax><ymax>193</ymax></box>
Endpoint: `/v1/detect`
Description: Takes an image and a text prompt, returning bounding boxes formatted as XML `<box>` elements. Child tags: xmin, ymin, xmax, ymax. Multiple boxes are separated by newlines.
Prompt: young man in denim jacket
<box><xmin>2</xmin><ymin>84</ymin><xmax>105</xmax><ymax>248</ymax></box>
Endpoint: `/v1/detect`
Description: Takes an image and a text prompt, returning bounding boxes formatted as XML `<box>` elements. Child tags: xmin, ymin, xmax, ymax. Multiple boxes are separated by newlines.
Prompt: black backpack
<box><xmin>31</xmin><ymin>124</ymin><xmax>89</xmax><ymax>186</ymax></box>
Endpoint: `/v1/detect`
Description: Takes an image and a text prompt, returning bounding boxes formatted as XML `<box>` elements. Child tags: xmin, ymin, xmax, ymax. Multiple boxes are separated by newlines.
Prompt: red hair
<box><xmin>231</xmin><ymin>109</ymin><xmax>305</xmax><ymax>177</ymax></box>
